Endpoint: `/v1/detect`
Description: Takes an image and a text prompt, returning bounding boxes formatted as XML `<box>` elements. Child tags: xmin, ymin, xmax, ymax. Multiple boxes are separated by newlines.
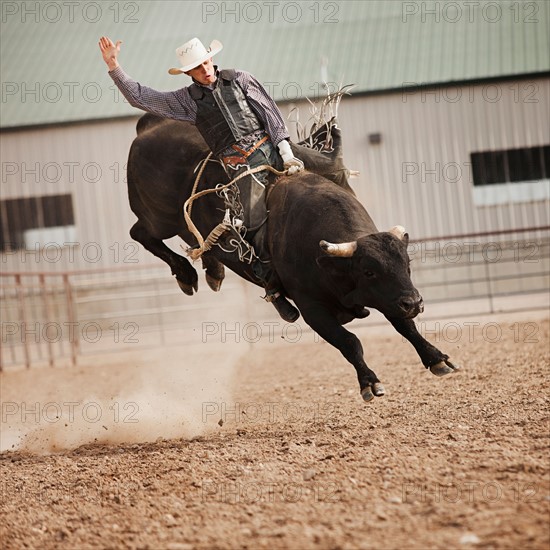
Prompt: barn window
<box><xmin>0</xmin><ymin>194</ymin><xmax>76</xmax><ymax>252</ymax></box>
<box><xmin>470</xmin><ymin>145</ymin><xmax>550</xmax><ymax>206</ymax></box>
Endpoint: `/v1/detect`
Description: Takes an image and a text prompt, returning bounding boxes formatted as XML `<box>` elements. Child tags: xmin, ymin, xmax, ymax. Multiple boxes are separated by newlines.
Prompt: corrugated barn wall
<box><xmin>303</xmin><ymin>77</ymin><xmax>550</xmax><ymax>239</ymax></box>
<box><xmin>1</xmin><ymin>119</ymin><xmax>152</xmax><ymax>273</ymax></box>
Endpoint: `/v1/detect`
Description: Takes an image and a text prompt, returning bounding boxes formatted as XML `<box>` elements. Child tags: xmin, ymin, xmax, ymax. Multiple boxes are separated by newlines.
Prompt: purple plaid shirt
<box><xmin>108</xmin><ymin>66</ymin><xmax>290</xmax><ymax>147</ymax></box>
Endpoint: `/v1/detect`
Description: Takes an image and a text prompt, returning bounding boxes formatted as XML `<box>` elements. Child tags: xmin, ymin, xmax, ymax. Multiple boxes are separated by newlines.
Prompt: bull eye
<box><xmin>364</xmin><ymin>270</ymin><xmax>376</xmax><ymax>279</ymax></box>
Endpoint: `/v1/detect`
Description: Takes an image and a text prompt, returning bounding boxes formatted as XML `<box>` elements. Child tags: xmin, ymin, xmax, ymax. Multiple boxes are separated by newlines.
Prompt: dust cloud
<box><xmin>1</xmin><ymin>342</ymin><xmax>243</xmax><ymax>455</ymax></box>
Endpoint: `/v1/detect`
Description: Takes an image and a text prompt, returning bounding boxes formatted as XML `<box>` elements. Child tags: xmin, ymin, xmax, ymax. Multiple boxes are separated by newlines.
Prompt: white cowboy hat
<box><xmin>168</xmin><ymin>38</ymin><xmax>223</xmax><ymax>75</ymax></box>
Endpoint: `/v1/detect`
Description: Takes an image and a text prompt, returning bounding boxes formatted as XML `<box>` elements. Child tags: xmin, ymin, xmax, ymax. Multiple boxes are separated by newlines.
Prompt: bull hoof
<box><xmin>205</xmin><ymin>273</ymin><xmax>223</xmax><ymax>292</ymax></box>
<box><xmin>361</xmin><ymin>383</ymin><xmax>385</xmax><ymax>402</ymax></box>
<box><xmin>176</xmin><ymin>278</ymin><xmax>197</xmax><ymax>296</ymax></box>
<box><xmin>361</xmin><ymin>387</ymin><xmax>375</xmax><ymax>402</ymax></box>
<box><xmin>430</xmin><ymin>360</ymin><xmax>460</xmax><ymax>377</ymax></box>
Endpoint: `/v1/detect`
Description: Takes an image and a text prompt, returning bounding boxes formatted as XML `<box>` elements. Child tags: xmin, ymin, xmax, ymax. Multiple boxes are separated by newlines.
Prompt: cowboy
<box><xmin>99</xmin><ymin>36</ymin><xmax>304</xmax><ymax>322</ymax></box>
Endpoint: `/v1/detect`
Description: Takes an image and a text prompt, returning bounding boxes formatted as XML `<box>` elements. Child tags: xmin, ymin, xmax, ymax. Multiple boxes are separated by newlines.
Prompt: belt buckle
<box><xmin>222</xmin><ymin>154</ymin><xmax>247</xmax><ymax>169</ymax></box>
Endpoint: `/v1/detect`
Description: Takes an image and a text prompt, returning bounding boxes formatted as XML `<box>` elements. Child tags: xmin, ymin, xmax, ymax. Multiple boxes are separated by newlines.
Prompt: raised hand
<box><xmin>99</xmin><ymin>36</ymin><xmax>122</xmax><ymax>71</ymax></box>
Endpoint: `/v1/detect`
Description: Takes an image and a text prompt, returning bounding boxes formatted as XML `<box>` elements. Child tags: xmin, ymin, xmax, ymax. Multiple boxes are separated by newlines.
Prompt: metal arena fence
<box><xmin>1</xmin><ymin>227</ymin><xmax>548</xmax><ymax>370</ymax></box>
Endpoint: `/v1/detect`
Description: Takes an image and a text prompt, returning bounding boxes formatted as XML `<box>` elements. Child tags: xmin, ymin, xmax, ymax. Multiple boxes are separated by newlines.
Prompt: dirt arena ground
<box><xmin>1</xmin><ymin>312</ymin><xmax>549</xmax><ymax>549</ymax></box>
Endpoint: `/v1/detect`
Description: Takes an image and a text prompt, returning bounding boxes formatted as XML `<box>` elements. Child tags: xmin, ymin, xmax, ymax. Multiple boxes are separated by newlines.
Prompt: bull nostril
<box><xmin>400</xmin><ymin>296</ymin><xmax>423</xmax><ymax>312</ymax></box>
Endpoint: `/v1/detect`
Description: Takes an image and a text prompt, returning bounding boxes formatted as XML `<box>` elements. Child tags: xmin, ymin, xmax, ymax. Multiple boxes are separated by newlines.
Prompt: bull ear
<box><xmin>388</xmin><ymin>225</ymin><xmax>409</xmax><ymax>245</ymax></box>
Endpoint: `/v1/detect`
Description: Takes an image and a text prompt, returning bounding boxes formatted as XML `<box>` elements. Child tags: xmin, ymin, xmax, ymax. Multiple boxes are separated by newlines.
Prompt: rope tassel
<box><xmin>188</xmin><ymin>210</ymin><xmax>233</xmax><ymax>260</ymax></box>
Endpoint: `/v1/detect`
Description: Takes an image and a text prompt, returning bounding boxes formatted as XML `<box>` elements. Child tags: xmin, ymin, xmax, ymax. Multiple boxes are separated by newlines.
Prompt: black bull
<box><xmin>127</xmin><ymin>114</ymin><xmax>459</xmax><ymax>401</ymax></box>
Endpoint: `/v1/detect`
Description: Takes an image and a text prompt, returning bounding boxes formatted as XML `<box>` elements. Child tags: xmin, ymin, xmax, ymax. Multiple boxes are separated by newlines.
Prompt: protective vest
<box><xmin>189</xmin><ymin>69</ymin><xmax>264</xmax><ymax>156</ymax></box>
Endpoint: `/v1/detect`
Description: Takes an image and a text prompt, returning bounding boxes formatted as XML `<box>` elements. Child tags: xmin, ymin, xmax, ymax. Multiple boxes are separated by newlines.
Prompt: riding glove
<box><xmin>277</xmin><ymin>140</ymin><xmax>305</xmax><ymax>175</ymax></box>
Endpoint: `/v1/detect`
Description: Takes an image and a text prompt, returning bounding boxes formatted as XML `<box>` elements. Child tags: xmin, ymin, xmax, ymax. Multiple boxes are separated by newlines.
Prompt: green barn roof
<box><xmin>1</xmin><ymin>0</ymin><xmax>549</xmax><ymax>128</ymax></box>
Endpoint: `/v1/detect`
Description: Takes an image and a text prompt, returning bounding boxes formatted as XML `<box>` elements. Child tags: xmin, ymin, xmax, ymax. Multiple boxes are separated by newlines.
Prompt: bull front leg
<box><xmin>299</xmin><ymin>303</ymin><xmax>385</xmax><ymax>401</ymax></box>
<box><xmin>386</xmin><ymin>317</ymin><xmax>461</xmax><ymax>376</ymax></box>
<box><xmin>130</xmin><ymin>221</ymin><xmax>198</xmax><ymax>295</ymax></box>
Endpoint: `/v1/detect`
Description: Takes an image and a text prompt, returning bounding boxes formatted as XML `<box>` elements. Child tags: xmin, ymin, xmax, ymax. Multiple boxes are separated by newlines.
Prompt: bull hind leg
<box><xmin>130</xmin><ymin>221</ymin><xmax>198</xmax><ymax>295</ymax></box>
<box><xmin>386</xmin><ymin>317</ymin><xmax>460</xmax><ymax>376</ymax></box>
<box><xmin>299</xmin><ymin>304</ymin><xmax>385</xmax><ymax>401</ymax></box>
<box><xmin>201</xmin><ymin>254</ymin><xmax>225</xmax><ymax>292</ymax></box>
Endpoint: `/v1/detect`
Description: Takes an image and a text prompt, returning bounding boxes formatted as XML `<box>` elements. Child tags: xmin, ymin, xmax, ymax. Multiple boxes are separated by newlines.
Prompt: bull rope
<box><xmin>183</xmin><ymin>156</ymin><xmax>288</xmax><ymax>261</ymax></box>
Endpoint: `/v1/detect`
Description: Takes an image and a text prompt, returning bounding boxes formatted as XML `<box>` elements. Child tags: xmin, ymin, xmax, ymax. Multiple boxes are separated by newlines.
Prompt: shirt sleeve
<box><xmin>108</xmin><ymin>66</ymin><xmax>197</xmax><ymax>123</ymax></box>
<box><xmin>236</xmin><ymin>70</ymin><xmax>290</xmax><ymax>147</ymax></box>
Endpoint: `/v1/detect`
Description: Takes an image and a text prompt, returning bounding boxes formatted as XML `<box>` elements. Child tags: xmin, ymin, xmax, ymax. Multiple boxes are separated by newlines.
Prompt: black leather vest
<box><xmin>189</xmin><ymin>69</ymin><xmax>263</xmax><ymax>156</ymax></box>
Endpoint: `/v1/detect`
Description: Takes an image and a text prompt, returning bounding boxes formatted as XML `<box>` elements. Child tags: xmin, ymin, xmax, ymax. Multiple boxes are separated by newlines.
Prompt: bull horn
<box><xmin>388</xmin><ymin>225</ymin><xmax>408</xmax><ymax>241</ymax></box>
<box><xmin>344</xmin><ymin>169</ymin><xmax>360</xmax><ymax>178</ymax></box>
<box><xmin>319</xmin><ymin>240</ymin><xmax>357</xmax><ymax>257</ymax></box>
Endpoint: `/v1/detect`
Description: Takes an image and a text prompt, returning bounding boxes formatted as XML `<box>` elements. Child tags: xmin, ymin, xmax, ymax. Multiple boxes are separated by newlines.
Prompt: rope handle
<box><xmin>183</xmin><ymin>158</ymin><xmax>288</xmax><ymax>260</ymax></box>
